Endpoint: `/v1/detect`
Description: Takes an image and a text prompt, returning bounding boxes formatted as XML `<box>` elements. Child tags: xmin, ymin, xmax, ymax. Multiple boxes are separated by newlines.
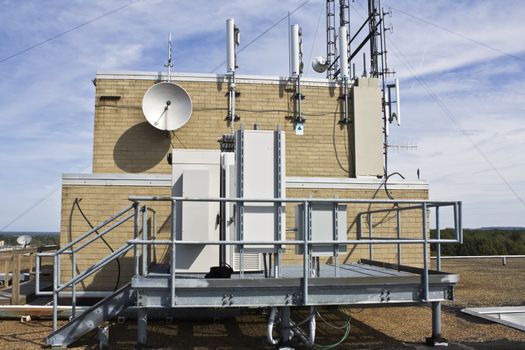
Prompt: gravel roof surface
<box><xmin>0</xmin><ymin>259</ymin><xmax>523</xmax><ymax>349</ymax></box>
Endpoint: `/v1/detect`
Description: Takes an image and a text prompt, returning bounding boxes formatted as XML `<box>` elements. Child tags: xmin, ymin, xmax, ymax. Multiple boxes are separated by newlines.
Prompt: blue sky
<box><xmin>0</xmin><ymin>0</ymin><xmax>524</xmax><ymax>231</ymax></box>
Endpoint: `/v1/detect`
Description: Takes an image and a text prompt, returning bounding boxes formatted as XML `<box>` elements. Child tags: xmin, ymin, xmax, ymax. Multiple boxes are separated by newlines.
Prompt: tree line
<box><xmin>431</xmin><ymin>228</ymin><xmax>525</xmax><ymax>256</ymax></box>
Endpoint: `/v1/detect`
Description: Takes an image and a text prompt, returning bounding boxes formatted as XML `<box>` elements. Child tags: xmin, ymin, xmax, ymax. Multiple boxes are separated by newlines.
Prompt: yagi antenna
<box><xmin>164</xmin><ymin>32</ymin><xmax>174</xmax><ymax>82</ymax></box>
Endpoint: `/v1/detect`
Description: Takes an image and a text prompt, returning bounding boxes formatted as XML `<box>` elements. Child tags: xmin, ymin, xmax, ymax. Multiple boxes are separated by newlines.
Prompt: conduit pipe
<box><xmin>267</xmin><ymin>307</ymin><xmax>280</xmax><ymax>345</ymax></box>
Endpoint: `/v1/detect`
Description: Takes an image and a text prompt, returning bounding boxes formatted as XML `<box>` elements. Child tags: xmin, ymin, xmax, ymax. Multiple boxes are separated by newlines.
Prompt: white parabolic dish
<box><xmin>142</xmin><ymin>82</ymin><xmax>192</xmax><ymax>131</ymax></box>
<box><xmin>17</xmin><ymin>235</ymin><xmax>32</xmax><ymax>246</ymax></box>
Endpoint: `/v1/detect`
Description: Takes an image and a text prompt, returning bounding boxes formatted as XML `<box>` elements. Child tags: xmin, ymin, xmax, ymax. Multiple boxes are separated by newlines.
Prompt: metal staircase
<box><xmin>36</xmin><ymin>202</ymin><xmax>151</xmax><ymax>347</ymax></box>
<box><xmin>45</xmin><ymin>282</ymin><xmax>134</xmax><ymax>347</ymax></box>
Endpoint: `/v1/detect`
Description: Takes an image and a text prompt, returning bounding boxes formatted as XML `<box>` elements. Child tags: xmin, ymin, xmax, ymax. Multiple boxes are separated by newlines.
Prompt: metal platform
<box><xmin>37</xmin><ymin>197</ymin><xmax>463</xmax><ymax>347</ymax></box>
<box><xmin>134</xmin><ymin>260</ymin><xmax>457</xmax><ymax>308</ymax></box>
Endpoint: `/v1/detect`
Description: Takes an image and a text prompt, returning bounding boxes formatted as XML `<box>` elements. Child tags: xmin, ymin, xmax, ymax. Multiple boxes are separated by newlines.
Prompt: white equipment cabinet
<box><xmin>223</xmin><ymin>152</ymin><xmax>263</xmax><ymax>271</ymax></box>
<box><xmin>296</xmin><ymin>203</ymin><xmax>347</xmax><ymax>256</ymax></box>
<box><xmin>234</xmin><ymin>129</ymin><xmax>286</xmax><ymax>252</ymax></box>
<box><xmin>172</xmin><ymin>149</ymin><xmax>220</xmax><ymax>272</ymax></box>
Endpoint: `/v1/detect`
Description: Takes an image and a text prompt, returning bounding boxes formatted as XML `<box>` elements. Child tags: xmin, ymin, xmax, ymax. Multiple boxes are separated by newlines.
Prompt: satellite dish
<box><xmin>17</xmin><ymin>235</ymin><xmax>32</xmax><ymax>247</ymax></box>
<box><xmin>142</xmin><ymin>82</ymin><xmax>192</xmax><ymax>131</ymax></box>
<box><xmin>312</xmin><ymin>56</ymin><xmax>327</xmax><ymax>73</ymax></box>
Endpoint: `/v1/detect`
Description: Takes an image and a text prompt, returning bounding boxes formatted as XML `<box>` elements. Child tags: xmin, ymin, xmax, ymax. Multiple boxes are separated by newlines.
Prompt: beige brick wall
<box><xmin>93</xmin><ymin>78</ymin><xmax>354</xmax><ymax>177</ymax></box>
<box><xmin>59</xmin><ymin>75</ymin><xmax>429</xmax><ymax>290</ymax></box>
<box><xmin>60</xmin><ymin>184</ymin><xmax>428</xmax><ymax>290</ymax></box>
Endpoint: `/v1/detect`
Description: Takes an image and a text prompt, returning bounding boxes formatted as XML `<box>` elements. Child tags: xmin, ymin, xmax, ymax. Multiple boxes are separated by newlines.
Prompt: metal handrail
<box><xmin>56</xmin><ymin>244</ymin><xmax>133</xmax><ymax>293</ymax></box>
<box><xmin>56</xmin><ymin>203</ymin><xmax>136</xmax><ymax>254</ymax></box>
<box><xmin>73</xmin><ymin>213</ymin><xmax>134</xmax><ymax>253</ymax></box>
<box><xmin>128</xmin><ymin>196</ymin><xmax>462</xmax><ymax>309</ymax></box>
<box><xmin>129</xmin><ymin>196</ymin><xmax>457</xmax><ymax>205</ymax></box>
<box><xmin>44</xmin><ymin>195</ymin><xmax>462</xmax><ymax>334</ymax></box>
<box><xmin>128</xmin><ymin>238</ymin><xmax>459</xmax><ymax>245</ymax></box>
<box><xmin>42</xmin><ymin>202</ymin><xmax>147</xmax><ymax>331</ymax></box>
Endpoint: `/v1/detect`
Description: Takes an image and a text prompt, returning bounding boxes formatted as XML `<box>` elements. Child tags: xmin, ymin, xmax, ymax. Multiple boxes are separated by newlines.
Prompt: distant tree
<box><xmin>430</xmin><ymin>228</ymin><xmax>525</xmax><ymax>256</ymax></box>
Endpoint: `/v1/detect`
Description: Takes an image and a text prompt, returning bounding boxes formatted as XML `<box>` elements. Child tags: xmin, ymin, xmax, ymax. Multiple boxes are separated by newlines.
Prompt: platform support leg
<box><xmin>426</xmin><ymin>301</ymin><xmax>448</xmax><ymax>346</ymax></box>
<box><xmin>98</xmin><ymin>324</ymin><xmax>109</xmax><ymax>350</ymax></box>
<box><xmin>137</xmin><ymin>308</ymin><xmax>148</xmax><ymax>346</ymax></box>
<box><xmin>278</xmin><ymin>306</ymin><xmax>293</xmax><ymax>349</ymax></box>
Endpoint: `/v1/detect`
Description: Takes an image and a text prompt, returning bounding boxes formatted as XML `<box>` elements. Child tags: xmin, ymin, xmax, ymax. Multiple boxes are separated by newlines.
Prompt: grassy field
<box><xmin>0</xmin><ymin>259</ymin><xmax>523</xmax><ymax>349</ymax></box>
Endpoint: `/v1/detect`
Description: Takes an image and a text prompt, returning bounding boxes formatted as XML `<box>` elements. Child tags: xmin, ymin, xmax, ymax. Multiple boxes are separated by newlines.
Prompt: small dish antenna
<box><xmin>312</xmin><ymin>56</ymin><xmax>328</xmax><ymax>74</ymax></box>
<box><xmin>16</xmin><ymin>235</ymin><xmax>32</xmax><ymax>248</ymax></box>
<box><xmin>142</xmin><ymin>82</ymin><xmax>193</xmax><ymax>131</ymax></box>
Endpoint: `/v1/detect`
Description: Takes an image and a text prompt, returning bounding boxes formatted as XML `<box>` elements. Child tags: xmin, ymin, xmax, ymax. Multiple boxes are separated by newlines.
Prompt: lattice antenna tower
<box><xmin>326</xmin><ymin>0</ymin><xmax>338</xmax><ymax>79</ymax></box>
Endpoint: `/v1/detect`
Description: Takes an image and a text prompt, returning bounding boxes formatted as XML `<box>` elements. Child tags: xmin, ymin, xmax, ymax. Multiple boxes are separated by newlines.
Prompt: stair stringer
<box><xmin>46</xmin><ymin>282</ymin><xmax>134</xmax><ymax>347</ymax></box>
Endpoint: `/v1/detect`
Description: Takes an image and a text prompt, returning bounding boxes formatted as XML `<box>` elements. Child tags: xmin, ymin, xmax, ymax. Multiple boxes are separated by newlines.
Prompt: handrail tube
<box><xmin>73</xmin><ymin>213</ymin><xmax>134</xmax><ymax>253</ymax></box>
<box><xmin>127</xmin><ymin>238</ymin><xmax>459</xmax><ymax>245</ymax></box>
<box><xmin>432</xmin><ymin>255</ymin><xmax>525</xmax><ymax>259</ymax></box>
<box><xmin>56</xmin><ymin>244</ymin><xmax>132</xmax><ymax>293</ymax></box>
<box><xmin>130</xmin><ymin>196</ymin><xmax>460</xmax><ymax>205</ymax></box>
<box><xmin>57</xmin><ymin>203</ymin><xmax>135</xmax><ymax>254</ymax></box>
<box><xmin>361</xmin><ymin>202</ymin><xmax>457</xmax><ymax>216</ymax></box>
<box><xmin>362</xmin><ymin>204</ymin><xmax>425</xmax><ymax>216</ymax></box>
<box><xmin>37</xmin><ymin>252</ymin><xmax>56</xmax><ymax>257</ymax></box>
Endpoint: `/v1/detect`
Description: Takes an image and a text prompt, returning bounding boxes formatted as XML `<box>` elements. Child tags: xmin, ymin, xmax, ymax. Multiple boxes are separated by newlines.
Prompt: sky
<box><xmin>0</xmin><ymin>0</ymin><xmax>524</xmax><ymax>231</ymax></box>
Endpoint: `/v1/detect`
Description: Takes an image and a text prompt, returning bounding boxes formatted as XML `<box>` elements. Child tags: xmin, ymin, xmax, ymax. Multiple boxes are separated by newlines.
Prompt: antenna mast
<box><xmin>339</xmin><ymin>0</ymin><xmax>351</xmax><ymax>71</ymax></box>
<box><xmin>165</xmin><ymin>32</ymin><xmax>174</xmax><ymax>82</ymax></box>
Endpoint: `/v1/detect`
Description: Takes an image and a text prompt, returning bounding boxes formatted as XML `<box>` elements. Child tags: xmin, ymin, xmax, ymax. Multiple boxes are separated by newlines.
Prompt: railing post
<box><xmin>35</xmin><ymin>254</ymin><xmax>41</xmax><ymax>294</ymax></box>
<box><xmin>11</xmin><ymin>254</ymin><xmax>21</xmax><ymax>305</ymax></box>
<box><xmin>3</xmin><ymin>259</ymin><xmax>8</xmax><ymax>288</ymax></box>
<box><xmin>333</xmin><ymin>202</ymin><xmax>339</xmax><ymax>277</ymax></box>
<box><xmin>170</xmin><ymin>199</ymin><xmax>177</xmax><ymax>307</ymax></box>
<box><xmin>458</xmin><ymin>201</ymin><xmax>463</xmax><ymax>244</ymax></box>
<box><xmin>422</xmin><ymin>203</ymin><xmax>429</xmax><ymax>302</ymax></box>
<box><xmin>435</xmin><ymin>206</ymin><xmax>441</xmax><ymax>272</ymax></box>
<box><xmin>368</xmin><ymin>213</ymin><xmax>373</xmax><ymax>260</ymax></box>
<box><xmin>142</xmin><ymin>206</ymin><xmax>148</xmax><ymax>276</ymax></box>
<box><xmin>396</xmin><ymin>208</ymin><xmax>401</xmax><ymax>266</ymax></box>
<box><xmin>133</xmin><ymin>203</ymin><xmax>139</xmax><ymax>277</ymax></box>
<box><xmin>303</xmin><ymin>201</ymin><xmax>310</xmax><ymax>305</ymax></box>
<box><xmin>453</xmin><ymin>202</ymin><xmax>459</xmax><ymax>243</ymax></box>
<box><xmin>53</xmin><ymin>254</ymin><xmax>58</xmax><ymax>331</ymax></box>
<box><xmin>72</xmin><ymin>251</ymin><xmax>77</xmax><ymax>318</ymax></box>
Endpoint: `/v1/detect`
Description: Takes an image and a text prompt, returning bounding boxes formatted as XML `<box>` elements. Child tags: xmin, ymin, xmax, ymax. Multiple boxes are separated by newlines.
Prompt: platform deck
<box><xmin>133</xmin><ymin>260</ymin><xmax>458</xmax><ymax>308</ymax></box>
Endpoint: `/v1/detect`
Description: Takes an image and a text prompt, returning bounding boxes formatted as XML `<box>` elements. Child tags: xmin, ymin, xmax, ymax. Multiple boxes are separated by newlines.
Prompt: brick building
<box><xmin>60</xmin><ymin>72</ymin><xmax>428</xmax><ymax>290</ymax></box>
